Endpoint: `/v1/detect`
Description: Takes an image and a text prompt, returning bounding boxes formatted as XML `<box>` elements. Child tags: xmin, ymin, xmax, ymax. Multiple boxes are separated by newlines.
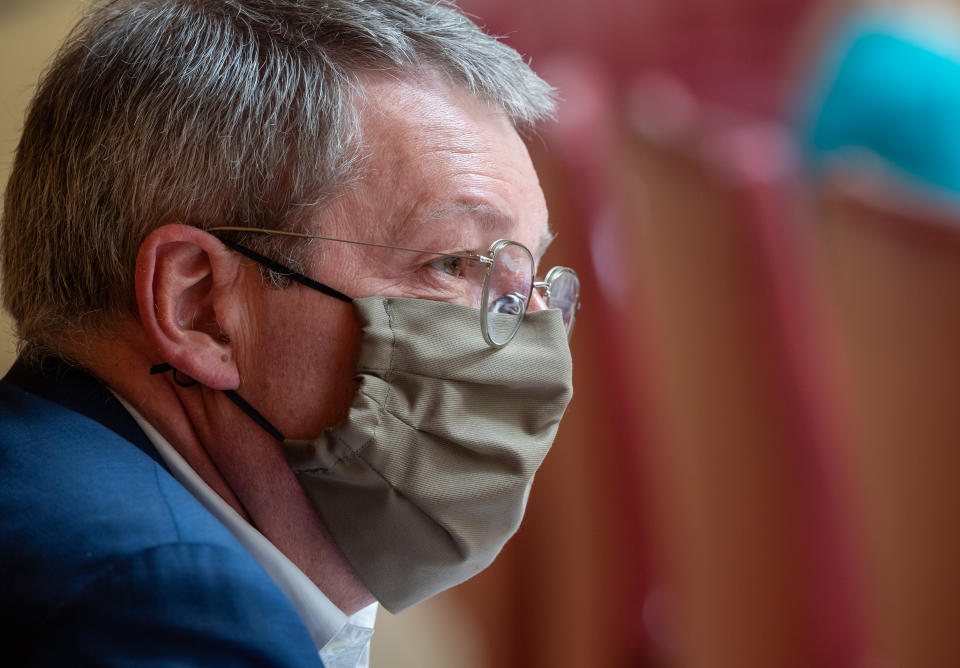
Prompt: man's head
<box><xmin>2</xmin><ymin>0</ymin><xmax>555</xmax><ymax>360</ymax></box>
<box><xmin>3</xmin><ymin>0</ymin><xmax>565</xmax><ymax>612</ymax></box>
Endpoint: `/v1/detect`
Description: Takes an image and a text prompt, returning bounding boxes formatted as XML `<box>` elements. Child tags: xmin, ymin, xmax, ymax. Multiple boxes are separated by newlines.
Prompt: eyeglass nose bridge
<box><xmin>529</xmin><ymin>280</ymin><xmax>550</xmax><ymax>312</ymax></box>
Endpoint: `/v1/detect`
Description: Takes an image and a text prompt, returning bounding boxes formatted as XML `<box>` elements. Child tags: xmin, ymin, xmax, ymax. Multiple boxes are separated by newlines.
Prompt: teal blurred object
<box><xmin>798</xmin><ymin>10</ymin><xmax>960</xmax><ymax>199</ymax></box>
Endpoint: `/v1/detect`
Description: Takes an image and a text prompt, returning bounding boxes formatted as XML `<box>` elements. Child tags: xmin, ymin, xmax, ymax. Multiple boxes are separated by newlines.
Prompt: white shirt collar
<box><xmin>113</xmin><ymin>394</ymin><xmax>377</xmax><ymax>667</ymax></box>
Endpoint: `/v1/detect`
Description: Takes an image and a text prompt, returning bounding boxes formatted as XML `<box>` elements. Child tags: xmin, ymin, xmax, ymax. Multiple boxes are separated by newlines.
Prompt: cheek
<box><xmin>289</xmin><ymin>301</ymin><xmax>361</xmax><ymax>437</ymax></box>
<box><xmin>290</xmin><ymin>314</ymin><xmax>361</xmax><ymax>436</ymax></box>
<box><xmin>241</xmin><ymin>292</ymin><xmax>362</xmax><ymax>439</ymax></box>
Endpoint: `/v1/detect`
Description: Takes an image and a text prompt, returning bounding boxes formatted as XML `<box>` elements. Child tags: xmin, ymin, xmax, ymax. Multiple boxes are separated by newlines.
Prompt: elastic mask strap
<box><xmin>149</xmin><ymin>363</ymin><xmax>286</xmax><ymax>441</ymax></box>
<box><xmin>149</xmin><ymin>362</ymin><xmax>198</xmax><ymax>387</ymax></box>
<box><xmin>219</xmin><ymin>238</ymin><xmax>354</xmax><ymax>304</ymax></box>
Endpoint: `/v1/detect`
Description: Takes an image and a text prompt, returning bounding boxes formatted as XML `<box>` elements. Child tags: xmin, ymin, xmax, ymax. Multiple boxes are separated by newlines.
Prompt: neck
<box><xmin>71</xmin><ymin>326</ymin><xmax>375</xmax><ymax>614</ymax></box>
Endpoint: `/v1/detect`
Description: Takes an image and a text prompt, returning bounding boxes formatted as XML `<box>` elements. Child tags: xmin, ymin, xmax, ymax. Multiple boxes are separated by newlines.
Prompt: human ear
<box><xmin>136</xmin><ymin>224</ymin><xmax>241</xmax><ymax>390</ymax></box>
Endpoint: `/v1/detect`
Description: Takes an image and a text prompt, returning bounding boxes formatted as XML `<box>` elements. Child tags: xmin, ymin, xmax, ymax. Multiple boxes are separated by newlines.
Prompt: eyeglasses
<box><xmin>208</xmin><ymin>226</ymin><xmax>581</xmax><ymax>348</ymax></box>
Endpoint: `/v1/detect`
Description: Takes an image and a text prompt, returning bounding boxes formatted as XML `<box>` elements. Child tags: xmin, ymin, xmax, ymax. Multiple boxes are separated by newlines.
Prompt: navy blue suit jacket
<box><xmin>0</xmin><ymin>357</ymin><xmax>323</xmax><ymax>666</ymax></box>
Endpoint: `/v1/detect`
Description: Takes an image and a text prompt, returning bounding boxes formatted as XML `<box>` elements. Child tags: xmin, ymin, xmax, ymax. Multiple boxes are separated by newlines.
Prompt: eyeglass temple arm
<box><xmin>219</xmin><ymin>238</ymin><xmax>354</xmax><ymax>304</ymax></box>
<box><xmin>208</xmin><ymin>225</ymin><xmax>495</xmax><ymax>264</ymax></box>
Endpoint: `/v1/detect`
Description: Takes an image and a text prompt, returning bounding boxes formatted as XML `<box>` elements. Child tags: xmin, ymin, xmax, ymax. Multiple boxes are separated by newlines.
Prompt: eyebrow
<box><xmin>420</xmin><ymin>200</ymin><xmax>556</xmax><ymax>259</ymax></box>
<box><xmin>421</xmin><ymin>201</ymin><xmax>510</xmax><ymax>231</ymax></box>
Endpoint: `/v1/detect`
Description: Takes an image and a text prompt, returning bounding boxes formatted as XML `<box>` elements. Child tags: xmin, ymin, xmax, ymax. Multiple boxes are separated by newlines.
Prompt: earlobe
<box><xmin>136</xmin><ymin>224</ymin><xmax>241</xmax><ymax>390</ymax></box>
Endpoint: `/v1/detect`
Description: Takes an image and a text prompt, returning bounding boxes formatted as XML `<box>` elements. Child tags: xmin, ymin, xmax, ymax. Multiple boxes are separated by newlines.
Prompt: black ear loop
<box><xmin>150</xmin><ymin>363</ymin><xmax>287</xmax><ymax>441</ymax></box>
<box><xmin>149</xmin><ymin>362</ymin><xmax>197</xmax><ymax>387</ymax></box>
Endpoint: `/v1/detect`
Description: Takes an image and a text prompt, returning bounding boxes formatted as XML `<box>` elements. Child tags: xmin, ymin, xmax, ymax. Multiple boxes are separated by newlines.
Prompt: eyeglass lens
<box><xmin>546</xmin><ymin>268</ymin><xmax>580</xmax><ymax>335</ymax></box>
<box><xmin>484</xmin><ymin>242</ymin><xmax>534</xmax><ymax>346</ymax></box>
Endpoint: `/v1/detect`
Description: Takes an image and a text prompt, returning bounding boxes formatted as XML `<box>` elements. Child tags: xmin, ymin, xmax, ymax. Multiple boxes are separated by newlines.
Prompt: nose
<box><xmin>528</xmin><ymin>288</ymin><xmax>548</xmax><ymax>312</ymax></box>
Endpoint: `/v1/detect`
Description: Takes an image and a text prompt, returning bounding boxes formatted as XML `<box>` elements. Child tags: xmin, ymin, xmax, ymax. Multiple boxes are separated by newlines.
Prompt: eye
<box><xmin>431</xmin><ymin>256</ymin><xmax>464</xmax><ymax>278</ymax></box>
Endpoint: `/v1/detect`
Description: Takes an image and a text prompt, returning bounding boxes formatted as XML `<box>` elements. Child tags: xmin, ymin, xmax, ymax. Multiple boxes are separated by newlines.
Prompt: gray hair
<box><xmin>2</xmin><ymin>0</ymin><xmax>555</xmax><ymax>358</ymax></box>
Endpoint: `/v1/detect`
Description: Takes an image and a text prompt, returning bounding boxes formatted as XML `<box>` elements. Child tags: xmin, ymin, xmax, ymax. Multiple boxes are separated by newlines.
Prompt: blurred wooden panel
<box><xmin>818</xmin><ymin>168</ymin><xmax>960</xmax><ymax>668</ymax></box>
<box><xmin>623</xmin><ymin>94</ymin><xmax>836</xmax><ymax>668</ymax></box>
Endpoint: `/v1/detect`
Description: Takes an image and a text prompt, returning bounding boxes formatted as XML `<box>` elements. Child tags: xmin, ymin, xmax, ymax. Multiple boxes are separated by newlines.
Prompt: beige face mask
<box><xmin>283</xmin><ymin>296</ymin><xmax>574</xmax><ymax>613</ymax></box>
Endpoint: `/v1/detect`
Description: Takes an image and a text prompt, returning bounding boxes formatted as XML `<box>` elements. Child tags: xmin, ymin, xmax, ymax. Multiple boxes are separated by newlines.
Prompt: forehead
<box><xmin>340</xmin><ymin>71</ymin><xmax>551</xmax><ymax>257</ymax></box>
